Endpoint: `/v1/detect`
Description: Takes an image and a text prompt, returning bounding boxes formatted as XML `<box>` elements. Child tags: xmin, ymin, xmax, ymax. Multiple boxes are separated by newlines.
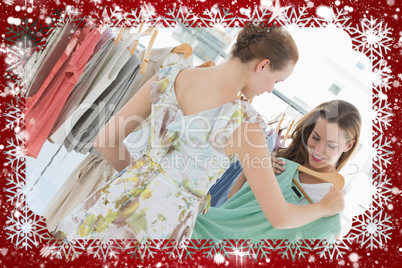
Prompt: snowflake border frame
<box><xmin>3</xmin><ymin>4</ymin><xmax>395</xmax><ymax>263</ymax></box>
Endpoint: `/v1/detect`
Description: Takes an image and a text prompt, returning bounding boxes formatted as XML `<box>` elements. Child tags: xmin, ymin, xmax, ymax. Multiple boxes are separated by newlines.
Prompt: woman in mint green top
<box><xmin>192</xmin><ymin>100</ymin><xmax>362</xmax><ymax>242</ymax></box>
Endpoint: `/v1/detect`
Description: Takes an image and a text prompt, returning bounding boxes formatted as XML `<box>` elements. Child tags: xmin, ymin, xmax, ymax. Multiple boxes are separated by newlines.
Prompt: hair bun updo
<box><xmin>231</xmin><ymin>25</ymin><xmax>299</xmax><ymax>71</ymax></box>
<box><xmin>236</xmin><ymin>26</ymin><xmax>271</xmax><ymax>48</ymax></box>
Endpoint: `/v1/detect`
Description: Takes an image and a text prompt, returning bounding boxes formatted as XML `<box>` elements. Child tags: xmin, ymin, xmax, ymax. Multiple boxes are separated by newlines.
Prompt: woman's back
<box><xmin>173</xmin><ymin>60</ymin><xmax>243</xmax><ymax>118</ymax></box>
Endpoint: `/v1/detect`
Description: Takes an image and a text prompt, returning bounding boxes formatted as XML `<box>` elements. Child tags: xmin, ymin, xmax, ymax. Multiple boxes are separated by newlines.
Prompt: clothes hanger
<box><xmin>282</xmin><ymin>119</ymin><xmax>295</xmax><ymax>142</ymax></box>
<box><xmin>280</xmin><ymin>111</ymin><xmax>301</xmax><ymax>144</ymax></box>
<box><xmin>140</xmin><ymin>27</ymin><xmax>159</xmax><ymax>74</ymax></box>
<box><xmin>267</xmin><ymin>112</ymin><xmax>284</xmax><ymax>126</ymax></box>
<box><xmin>114</xmin><ymin>26</ymin><xmax>125</xmax><ymax>45</ymax></box>
<box><xmin>236</xmin><ymin>92</ymin><xmax>252</xmax><ymax>103</ymax></box>
<box><xmin>292</xmin><ymin>165</ymin><xmax>345</xmax><ymax>204</ymax></box>
<box><xmin>196</xmin><ymin>60</ymin><xmax>215</xmax><ymax>68</ymax></box>
<box><xmin>171</xmin><ymin>43</ymin><xmax>193</xmax><ymax>59</ymax></box>
<box><xmin>275</xmin><ymin>112</ymin><xmax>286</xmax><ymax>133</ymax></box>
<box><xmin>297</xmin><ymin>165</ymin><xmax>345</xmax><ymax>191</ymax></box>
<box><xmin>128</xmin><ymin>21</ymin><xmax>145</xmax><ymax>56</ymax></box>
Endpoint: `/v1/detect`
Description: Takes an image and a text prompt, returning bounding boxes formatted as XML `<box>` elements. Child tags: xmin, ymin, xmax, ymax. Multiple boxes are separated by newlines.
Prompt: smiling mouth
<box><xmin>311</xmin><ymin>152</ymin><xmax>325</xmax><ymax>162</ymax></box>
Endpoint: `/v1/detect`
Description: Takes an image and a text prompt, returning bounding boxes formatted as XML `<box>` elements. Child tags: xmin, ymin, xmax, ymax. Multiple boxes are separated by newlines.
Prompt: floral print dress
<box><xmin>50</xmin><ymin>62</ymin><xmax>267</xmax><ymax>243</ymax></box>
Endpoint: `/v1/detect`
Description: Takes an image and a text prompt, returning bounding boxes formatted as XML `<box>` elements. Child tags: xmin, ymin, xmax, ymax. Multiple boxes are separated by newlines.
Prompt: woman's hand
<box><xmin>271</xmin><ymin>157</ymin><xmax>286</xmax><ymax>175</ymax></box>
<box><xmin>319</xmin><ymin>187</ymin><xmax>346</xmax><ymax>217</ymax></box>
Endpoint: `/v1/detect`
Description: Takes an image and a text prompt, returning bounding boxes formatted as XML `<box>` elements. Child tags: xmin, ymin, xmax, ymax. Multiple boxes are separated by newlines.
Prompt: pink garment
<box><xmin>26</xmin><ymin>28</ymin><xmax>83</xmax><ymax>113</ymax></box>
<box><xmin>24</xmin><ymin>27</ymin><xmax>101</xmax><ymax>158</ymax></box>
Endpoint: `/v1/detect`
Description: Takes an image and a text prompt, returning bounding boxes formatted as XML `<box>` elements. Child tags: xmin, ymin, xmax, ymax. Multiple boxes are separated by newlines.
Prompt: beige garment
<box><xmin>43</xmin><ymin>153</ymin><xmax>115</xmax><ymax>231</ymax></box>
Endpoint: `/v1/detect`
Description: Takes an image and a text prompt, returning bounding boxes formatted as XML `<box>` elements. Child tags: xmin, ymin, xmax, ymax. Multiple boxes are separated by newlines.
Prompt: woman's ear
<box><xmin>343</xmin><ymin>139</ymin><xmax>356</xmax><ymax>153</ymax></box>
<box><xmin>256</xmin><ymin>59</ymin><xmax>270</xmax><ymax>74</ymax></box>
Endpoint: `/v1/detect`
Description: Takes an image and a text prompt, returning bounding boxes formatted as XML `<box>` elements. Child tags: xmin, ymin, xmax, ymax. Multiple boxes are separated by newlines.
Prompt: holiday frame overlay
<box><xmin>0</xmin><ymin>0</ymin><xmax>401</xmax><ymax>267</ymax></box>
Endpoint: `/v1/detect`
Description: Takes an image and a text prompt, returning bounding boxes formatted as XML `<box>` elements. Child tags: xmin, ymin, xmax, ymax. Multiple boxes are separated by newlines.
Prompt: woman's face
<box><xmin>306</xmin><ymin>118</ymin><xmax>354</xmax><ymax>172</ymax></box>
<box><xmin>242</xmin><ymin>60</ymin><xmax>295</xmax><ymax>99</ymax></box>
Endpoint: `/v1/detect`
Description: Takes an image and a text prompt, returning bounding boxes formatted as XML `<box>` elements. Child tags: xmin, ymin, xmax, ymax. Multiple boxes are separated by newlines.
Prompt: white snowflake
<box><xmin>239</xmin><ymin>6</ymin><xmax>271</xmax><ymax>26</ymax></box>
<box><xmin>276</xmin><ymin>6</ymin><xmax>310</xmax><ymax>27</ymax></box>
<box><xmin>4</xmin><ymin>137</ymin><xmax>26</xmax><ymax>169</ymax></box>
<box><xmin>347</xmin><ymin>206</ymin><xmax>394</xmax><ymax>250</ymax></box>
<box><xmin>200</xmin><ymin>5</ymin><xmax>237</xmax><ymax>27</ymax></box>
<box><xmin>162</xmin><ymin>6</ymin><xmax>198</xmax><ymax>27</ymax></box>
<box><xmin>199</xmin><ymin>240</ymin><xmax>251</xmax><ymax>261</ymax></box>
<box><xmin>372</xmin><ymin>98</ymin><xmax>393</xmax><ymax>134</ymax></box>
<box><xmin>104</xmin><ymin>7</ymin><xmax>126</xmax><ymax>26</ymax></box>
<box><xmin>5</xmin><ymin>169</ymin><xmax>26</xmax><ymax>207</ymax></box>
<box><xmin>118</xmin><ymin>7</ymin><xmax>143</xmax><ymax>27</ymax></box>
<box><xmin>163</xmin><ymin>239</ymin><xmax>200</xmax><ymax>260</ymax></box>
<box><xmin>125</xmin><ymin>239</ymin><xmax>163</xmax><ymax>260</ymax></box>
<box><xmin>2</xmin><ymin>81</ymin><xmax>23</xmax><ymax>99</ymax></box>
<box><xmin>373</xmin><ymin>60</ymin><xmax>393</xmax><ymax>93</ymax></box>
<box><xmin>244</xmin><ymin>240</ymin><xmax>274</xmax><ymax>261</ymax></box>
<box><xmin>47</xmin><ymin>239</ymin><xmax>87</xmax><ymax>261</ymax></box>
<box><xmin>5</xmin><ymin>205</ymin><xmax>50</xmax><ymax>250</ymax></box>
<box><xmin>264</xmin><ymin>0</ymin><xmax>292</xmax><ymax>24</ymax></box>
<box><xmin>311</xmin><ymin>7</ymin><xmax>352</xmax><ymax>28</ymax></box>
<box><xmin>275</xmin><ymin>239</ymin><xmax>313</xmax><ymax>261</ymax></box>
<box><xmin>372</xmin><ymin>135</ymin><xmax>394</xmax><ymax>173</ymax></box>
<box><xmin>86</xmin><ymin>240</ymin><xmax>124</xmax><ymax>261</ymax></box>
<box><xmin>372</xmin><ymin>172</ymin><xmax>393</xmax><ymax>207</ymax></box>
<box><xmin>60</xmin><ymin>6</ymin><xmax>84</xmax><ymax>25</ymax></box>
<box><xmin>140</xmin><ymin>3</ymin><xmax>157</xmax><ymax>22</ymax></box>
<box><xmin>314</xmin><ymin>238</ymin><xmax>352</xmax><ymax>260</ymax></box>
<box><xmin>4</xmin><ymin>102</ymin><xmax>25</xmax><ymax>132</ymax></box>
<box><xmin>40</xmin><ymin>7</ymin><xmax>48</xmax><ymax>17</ymax></box>
<box><xmin>349</xmin><ymin>16</ymin><xmax>393</xmax><ymax>67</ymax></box>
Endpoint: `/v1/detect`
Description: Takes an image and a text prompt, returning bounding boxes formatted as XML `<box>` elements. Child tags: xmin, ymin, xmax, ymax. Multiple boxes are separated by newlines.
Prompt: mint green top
<box><xmin>192</xmin><ymin>159</ymin><xmax>341</xmax><ymax>243</ymax></box>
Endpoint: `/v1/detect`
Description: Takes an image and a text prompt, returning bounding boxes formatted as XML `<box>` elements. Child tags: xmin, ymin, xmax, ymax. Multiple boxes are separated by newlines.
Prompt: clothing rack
<box><xmin>180</xmin><ymin>27</ymin><xmax>230</xmax><ymax>60</ymax></box>
<box><xmin>272</xmin><ymin>88</ymin><xmax>307</xmax><ymax>115</ymax></box>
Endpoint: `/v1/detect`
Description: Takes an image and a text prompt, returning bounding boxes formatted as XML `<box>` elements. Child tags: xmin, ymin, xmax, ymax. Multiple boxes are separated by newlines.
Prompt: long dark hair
<box><xmin>274</xmin><ymin>100</ymin><xmax>361</xmax><ymax>171</ymax></box>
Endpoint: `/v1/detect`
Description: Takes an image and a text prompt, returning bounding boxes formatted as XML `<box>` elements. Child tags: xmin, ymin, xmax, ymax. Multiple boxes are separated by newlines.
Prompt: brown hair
<box><xmin>231</xmin><ymin>26</ymin><xmax>299</xmax><ymax>70</ymax></box>
<box><xmin>275</xmin><ymin>100</ymin><xmax>361</xmax><ymax>171</ymax></box>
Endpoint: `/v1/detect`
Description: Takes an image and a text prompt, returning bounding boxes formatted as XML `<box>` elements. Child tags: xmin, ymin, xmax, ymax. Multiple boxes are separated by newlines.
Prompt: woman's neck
<box><xmin>212</xmin><ymin>57</ymin><xmax>251</xmax><ymax>96</ymax></box>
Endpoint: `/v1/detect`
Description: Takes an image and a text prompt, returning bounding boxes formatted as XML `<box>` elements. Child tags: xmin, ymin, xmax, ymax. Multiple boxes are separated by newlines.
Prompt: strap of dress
<box><xmin>149</xmin><ymin>62</ymin><xmax>189</xmax><ymax>104</ymax></box>
<box><xmin>211</xmin><ymin>100</ymin><xmax>267</xmax><ymax>147</ymax></box>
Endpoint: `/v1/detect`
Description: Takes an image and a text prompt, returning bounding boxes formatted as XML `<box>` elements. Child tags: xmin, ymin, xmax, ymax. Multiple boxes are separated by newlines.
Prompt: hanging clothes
<box><xmin>43</xmin><ymin>47</ymin><xmax>194</xmax><ymax>235</ymax></box>
<box><xmin>25</xmin><ymin>25</ymin><xmax>60</xmax><ymax>91</ymax></box>
<box><xmin>192</xmin><ymin>158</ymin><xmax>340</xmax><ymax>243</ymax></box>
<box><xmin>49</xmin><ymin>27</ymin><xmax>116</xmax><ymax>138</ymax></box>
<box><xmin>25</xmin><ymin>23</ymin><xmax>77</xmax><ymax>97</ymax></box>
<box><xmin>49</xmin><ymin>28</ymin><xmax>137</xmax><ymax>145</ymax></box>
<box><xmin>26</xmin><ymin>28</ymin><xmax>84</xmax><ymax>112</ymax></box>
<box><xmin>50</xmin><ymin>62</ymin><xmax>267</xmax><ymax>243</ymax></box>
<box><xmin>24</xmin><ymin>26</ymin><xmax>101</xmax><ymax>158</ymax></box>
<box><xmin>43</xmin><ymin>153</ymin><xmax>115</xmax><ymax>231</ymax></box>
<box><xmin>64</xmin><ymin>54</ymin><xmax>142</xmax><ymax>154</ymax></box>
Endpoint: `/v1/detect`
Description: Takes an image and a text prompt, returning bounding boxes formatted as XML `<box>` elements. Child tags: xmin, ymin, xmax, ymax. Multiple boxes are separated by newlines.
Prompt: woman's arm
<box><xmin>93</xmin><ymin>75</ymin><xmax>157</xmax><ymax>172</ymax></box>
<box><xmin>227</xmin><ymin>156</ymin><xmax>287</xmax><ymax>199</ymax></box>
<box><xmin>225</xmin><ymin>122</ymin><xmax>345</xmax><ymax>229</ymax></box>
